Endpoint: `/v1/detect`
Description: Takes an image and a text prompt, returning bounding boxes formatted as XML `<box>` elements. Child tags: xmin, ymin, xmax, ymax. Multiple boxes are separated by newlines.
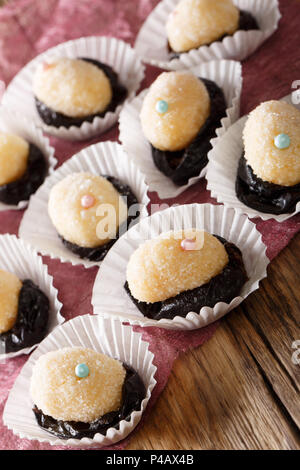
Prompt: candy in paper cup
<box><xmin>0</xmin><ymin>106</ymin><xmax>56</xmax><ymax>211</ymax></box>
<box><xmin>3</xmin><ymin>315</ymin><xmax>157</xmax><ymax>448</ymax></box>
<box><xmin>19</xmin><ymin>141</ymin><xmax>150</xmax><ymax>268</ymax></box>
<box><xmin>92</xmin><ymin>203</ymin><xmax>269</xmax><ymax>330</ymax></box>
<box><xmin>134</xmin><ymin>0</ymin><xmax>281</xmax><ymax>70</ymax></box>
<box><xmin>119</xmin><ymin>60</ymin><xmax>242</xmax><ymax>199</ymax></box>
<box><xmin>206</xmin><ymin>94</ymin><xmax>300</xmax><ymax>222</ymax></box>
<box><xmin>2</xmin><ymin>36</ymin><xmax>145</xmax><ymax>141</ymax></box>
<box><xmin>0</xmin><ymin>234</ymin><xmax>63</xmax><ymax>360</ymax></box>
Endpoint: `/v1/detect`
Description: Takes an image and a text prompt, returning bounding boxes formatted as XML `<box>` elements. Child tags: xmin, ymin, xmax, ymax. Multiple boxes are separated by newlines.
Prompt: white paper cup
<box><xmin>206</xmin><ymin>94</ymin><xmax>300</xmax><ymax>222</ymax></box>
<box><xmin>134</xmin><ymin>0</ymin><xmax>281</xmax><ymax>70</ymax></box>
<box><xmin>92</xmin><ymin>203</ymin><xmax>269</xmax><ymax>330</ymax></box>
<box><xmin>19</xmin><ymin>141</ymin><xmax>150</xmax><ymax>268</ymax></box>
<box><xmin>0</xmin><ymin>106</ymin><xmax>56</xmax><ymax>211</ymax></box>
<box><xmin>2</xmin><ymin>36</ymin><xmax>145</xmax><ymax>141</ymax></box>
<box><xmin>3</xmin><ymin>315</ymin><xmax>157</xmax><ymax>448</ymax></box>
<box><xmin>0</xmin><ymin>234</ymin><xmax>63</xmax><ymax>360</ymax></box>
<box><xmin>119</xmin><ymin>60</ymin><xmax>242</xmax><ymax>199</ymax></box>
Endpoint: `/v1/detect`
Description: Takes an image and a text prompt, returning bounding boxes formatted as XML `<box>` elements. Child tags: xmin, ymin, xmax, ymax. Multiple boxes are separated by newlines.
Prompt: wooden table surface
<box><xmin>0</xmin><ymin>0</ymin><xmax>299</xmax><ymax>452</ymax></box>
<box><xmin>128</xmin><ymin>234</ymin><xmax>300</xmax><ymax>450</ymax></box>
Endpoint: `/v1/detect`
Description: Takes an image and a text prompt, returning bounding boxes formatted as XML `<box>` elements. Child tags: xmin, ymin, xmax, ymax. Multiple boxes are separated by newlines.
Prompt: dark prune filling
<box><xmin>0</xmin><ymin>143</ymin><xmax>47</xmax><ymax>206</ymax></box>
<box><xmin>59</xmin><ymin>175</ymin><xmax>140</xmax><ymax>262</ymax></box>
<box><xmin>169</xmin><ymin>10</ymin><xmax>259</xmax><ymax>59</ymax></box>
<box><xmin>150</xmin><ymin>78</ymin><xmax>227</xmax><ymax>186</ymax></box>
<box><xmin>33</xmin><ymin>364</ymin><xmax>146</xmax><ymax>440</ymax></box>
<box><xmin>35</xmin><ymin>58</ymin><xmax>128</xmax><ymax>129</ymax></box>
<box><xmin>235</xmin><ymin>153</ymin><xmax>300</xmax><ymax>215</ymax></box>
<box><xmin>124</xmin><ymin>236</ymin><xmax>248</xmax><ymax>321</ymax></box>
<box><xmin>0</xmin><ymin>280</ymin><xmax>49</xmax><ymax>353</ymax></box>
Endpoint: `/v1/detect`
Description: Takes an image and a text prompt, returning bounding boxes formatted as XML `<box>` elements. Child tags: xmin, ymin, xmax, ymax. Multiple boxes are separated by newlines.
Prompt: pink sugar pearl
<box><xmin>81</xmin><ymin>194</ymin><xmax>95</xmax><ymax>209</ymax></box>
<box><xmin>181</xmin><ymin>238</ymin><xmax>197</xmax><ymax>251</ymax></box>
<box><xmin>42</xmin><ymin>62</ymin><xmax>54</xmax><ymax>71</ymax></box>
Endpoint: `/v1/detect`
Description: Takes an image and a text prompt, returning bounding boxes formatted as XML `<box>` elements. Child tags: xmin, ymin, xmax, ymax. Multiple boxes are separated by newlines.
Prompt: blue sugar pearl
<box><xmin>156</xmin><ymin>100</ymin><xmax>168</xmax><ymax>114</ymax></box>
<box><xmin>75</xmin><ymin>363</ymin><xmax>89</xmax><ymax>378</ymax></box>
<box><xmin>274</xmin><ymin>133</ymin><xmax>290</xmax><ymax>149</ymax></box>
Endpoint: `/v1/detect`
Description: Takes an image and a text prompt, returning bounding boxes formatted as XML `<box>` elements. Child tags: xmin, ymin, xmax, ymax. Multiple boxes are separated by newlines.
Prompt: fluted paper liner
<box><xmin>92</xmin><ymin>203</ymin><xmax>269</xmax><ymax>330</ymax></box>
<box><xmin>206</xmin><ymin>94</ymin><xmax>300</xmax><ymax>222</ymax></box>
<box><xmin>119</xmin><ymin>60</ymin><xmax>242</xmax><ymax>199</ymax></box>
<box><xmin>3</xmin><ymin>315</ymin><xmax>157</xmax><ymax>448</ymax></box>
<box><xmin>134</xmin><ymin>0</ymin><xmax>281</xmax><ymax>70</ymax></box>
<box><xmin>0</xmin><ymin>106</ymin><xmax>56</xmax><ymax>211</ymax></box>
<box><xmin>0</xmin><ymin>234</ymin><xmax>63</xmax><ymax>360</ymax></box>
<box><xmin>2</xmin><ymin>36</ymin><xmax>145</xmax><ymax>141</ymax></box>
<box><xmin>19</xmin><ymin>141</ymin><xmax>150</xmax><ymax>268</ymax></box>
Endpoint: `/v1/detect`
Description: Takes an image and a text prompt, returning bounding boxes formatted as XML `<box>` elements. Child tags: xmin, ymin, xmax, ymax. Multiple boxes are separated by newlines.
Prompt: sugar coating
<box><xmin>140</xmin><ymin>72</ymin><xmax>210</xmax><ymax>151</ymax></box>
<box><xmin>48</xmin><ymin>172</ymin><xmax>128</xmax><ymax>248</ymax></box>
<box><xmin>0</xmin><ymin>132</ymin><xmax>29</xmax><ymax>185</ymax></box>
<box><xmin>30</xmin><ymin>347</ymin><xmax>126</xmax><ymax>423</ymax></box>
<box><xmin>33</xmin><ymin>58</ymin><xmax>112</xmax><ymax>118</ymax></box>
<box><xmin>0</xmin><ymin>269</ymin><xmax>22</xmax><ymax>334</ymax></box>
<box><xmin>243</xmin><ymin>101</ymin><xmax>300</xmax><ymax>186</ymax></box>
<box><xmin>166</xmin><ymin>0</ymin><xmax>239</xmax><ymax>53</ymax></box>
<box><xmin>126</xmin><ymin>229</ymin><xmax>228</xmax><ymax>303</ymax></box>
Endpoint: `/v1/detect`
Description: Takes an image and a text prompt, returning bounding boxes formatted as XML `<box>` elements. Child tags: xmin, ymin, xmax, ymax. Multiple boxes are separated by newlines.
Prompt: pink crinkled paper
<box><xmin>0</xmin><ymin>0</ymin><xmax>300</xmax><ymax>450</ymax></box>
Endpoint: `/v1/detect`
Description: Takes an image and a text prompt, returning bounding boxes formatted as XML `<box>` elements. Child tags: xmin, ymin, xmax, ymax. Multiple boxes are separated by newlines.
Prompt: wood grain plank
<box><xmin>128</xmin><ymin>324</ymin><xmax>299</xmax><ymax>450</ymax></box>
<box><xmin>233</xmin><ymin>235</ymin><xmax>300</xmax><ymax>402</ymax></box>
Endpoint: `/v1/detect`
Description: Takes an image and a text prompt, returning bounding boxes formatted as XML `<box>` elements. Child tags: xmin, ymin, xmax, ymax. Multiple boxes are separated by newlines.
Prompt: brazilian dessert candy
<box><xmin>167</xmin><ymin>0</ymin><xmax>259</xmax><ymax>56</ymax></box>
<box><xmin>33</xmin><ymin>57</ymin><xmax>127</xmax><ymax>128</ymax></box>
<box><xmin>140</xmin><ymin>71</ymin><xmax>227</xmax><ymax>186</ymax></box>
<box><xmin>30</xmin><ymin>347</ymin><xmax>146</xmax><ymax>439</ymax></box>
<box><xmin>48</xmin><ymin>172</ymin><xmax>139</xmax><ymax>261</ymax></box>
<box><xmin>0</xmin><ymin>132</ymin><xmax>47</xmax><ymax>205</ymax></box>
<box><xmin>236</xmin><ymin>100</ymin><xmax>300</xmax><ymax>214</ymax></box>
<box><xmin>0</xmin><ymin>269</ymin><xmax>49</xmax><ymax>353</ymax></box>
<box><xmin>124</xmin><ymin>230</ymin><xmax>248</xmax><ymax>321</ymax></box>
